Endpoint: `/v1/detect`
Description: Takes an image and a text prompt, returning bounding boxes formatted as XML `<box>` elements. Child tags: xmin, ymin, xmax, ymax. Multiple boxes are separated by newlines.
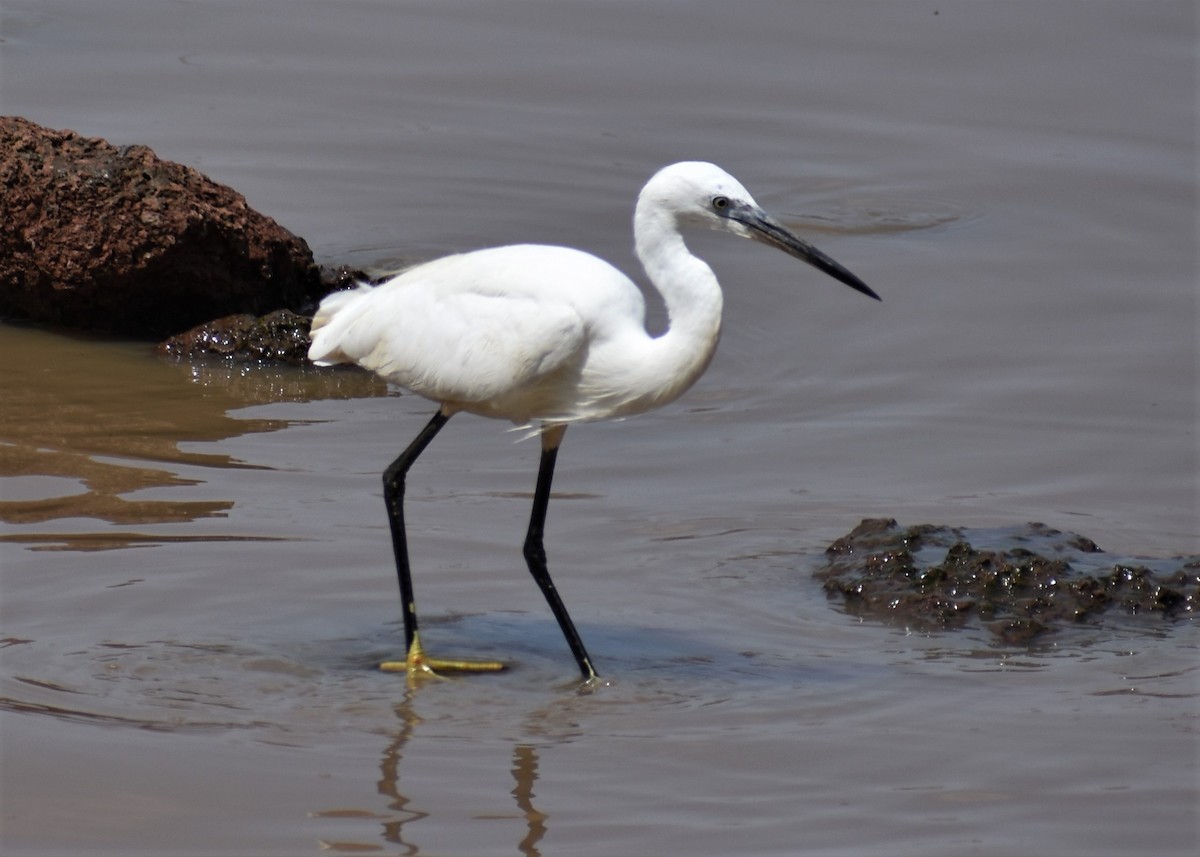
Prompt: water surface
<box><xmin>1</xmin><ymin>2</ymin><xmax>1196</xmax><ymax>855</ymax></box>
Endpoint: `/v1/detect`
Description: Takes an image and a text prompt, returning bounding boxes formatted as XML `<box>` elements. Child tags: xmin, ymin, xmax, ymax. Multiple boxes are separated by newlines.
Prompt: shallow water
<box><xmin>1</xmin><ymin>1</ymin><xmax>1197</xmax><ymax>855</ymax></box>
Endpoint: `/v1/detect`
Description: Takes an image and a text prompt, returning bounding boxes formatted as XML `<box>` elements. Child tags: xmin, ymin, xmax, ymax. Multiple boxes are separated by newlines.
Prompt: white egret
<box><xmin>308</xmin><ymin>161</ymin><xmax>879</xmax><ymax>680</ymax></box>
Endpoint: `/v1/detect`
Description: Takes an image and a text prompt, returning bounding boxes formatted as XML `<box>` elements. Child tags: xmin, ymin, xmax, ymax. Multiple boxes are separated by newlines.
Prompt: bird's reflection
<box><xmin>511</xmin><ymin>744</ymin><xmax>548</xmax><ymax>857</ymax></box>
<box><xmin>375</xmin><ymin>687</ymin><xmax>548</xmax><ymax>857</ymax></box>
<box><xmin>376</xmin><ymin>693</ymin><xmax>429</xmax><ymax>856</ymax></box>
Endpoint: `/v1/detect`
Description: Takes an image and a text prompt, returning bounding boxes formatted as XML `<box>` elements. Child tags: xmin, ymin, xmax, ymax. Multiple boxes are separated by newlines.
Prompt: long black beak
<box><xmin>730</xmin><ymin>204</ymin><xmax>881</xmax><ymax>301</ymax></box>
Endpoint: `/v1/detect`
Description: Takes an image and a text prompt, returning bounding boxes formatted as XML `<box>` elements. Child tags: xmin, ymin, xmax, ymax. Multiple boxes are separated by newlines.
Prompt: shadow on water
<box><xmin>0</xmin><ymin>321</ymin><xmax>386</xmax><ymax>549</ymax></box>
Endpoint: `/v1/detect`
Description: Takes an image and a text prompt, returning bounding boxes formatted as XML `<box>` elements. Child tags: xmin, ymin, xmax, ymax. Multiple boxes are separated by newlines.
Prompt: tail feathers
<box><xmin>308</xmin><ymin>283</ymin><xmax>374</xmax><ymax>365</ymax></box>
<box><xmin>311</xmin><ymin>283</ymin><xmax>373</xmax><ymax>332</ymax></box>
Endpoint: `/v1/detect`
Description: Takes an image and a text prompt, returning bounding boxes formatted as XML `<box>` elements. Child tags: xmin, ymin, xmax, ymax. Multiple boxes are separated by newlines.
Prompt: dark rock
<box><xmin>0</xmin><ymin>116</ymin><xmax>324</xmax><ymax>338</ymax></box>
<box><xmin>156</xmin><ymin>309</ymin><xmax>313</xmax><ymax>364</ymax></box>
<box><xmin>319</xmin><ymin>264</ymin><xmax>374</xmax><ymax>293</ymax></box>
<box><xmin>815</xmin><ymin>518</ymin><xmax>1199</xmax><ymax>644</ymax></box>
<box><xmin>155</xmin><ymin>266</ymin><xmax>374</xmax><ymax>363</ymax></box>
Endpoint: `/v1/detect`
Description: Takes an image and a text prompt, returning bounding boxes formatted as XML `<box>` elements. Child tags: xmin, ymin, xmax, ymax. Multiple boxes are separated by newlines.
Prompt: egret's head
<box><xmin>639</xmin><ymin>161</ymin><xmax>757</xmax><ymax>229</ymax></box>
<box><xmin>639</xmin><ymin>161</ymin><xmax>880</xmax><ymax>301</ymax></box>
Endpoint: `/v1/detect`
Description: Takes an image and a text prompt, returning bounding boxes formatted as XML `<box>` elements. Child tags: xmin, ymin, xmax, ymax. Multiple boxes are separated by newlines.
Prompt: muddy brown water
<box><xmin>1</xmin><ymin>2</ymin><xmax>1196</xmax><ymax>855</ymax></box>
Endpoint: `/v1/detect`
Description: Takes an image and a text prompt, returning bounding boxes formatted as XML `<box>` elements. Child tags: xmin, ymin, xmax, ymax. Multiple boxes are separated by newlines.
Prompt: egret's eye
<box><xmin>711</xmin><ymin>195</ymin><xmax>730</xmax><ymax>211</ymax></box>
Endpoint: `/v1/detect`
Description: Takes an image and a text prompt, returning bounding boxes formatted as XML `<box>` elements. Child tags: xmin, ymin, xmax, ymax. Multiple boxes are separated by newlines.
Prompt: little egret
<box><xmin>308</xmin><ymin>161</ymin><xmax>879</xmax><ymax>681</ymax></box>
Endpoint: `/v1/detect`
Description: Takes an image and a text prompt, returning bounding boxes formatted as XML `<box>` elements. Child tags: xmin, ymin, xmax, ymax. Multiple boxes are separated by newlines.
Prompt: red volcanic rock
<box><xmin>0</xmin><ymin>116</ymin><xmax>323</xmax><ymax>337</ymax></box>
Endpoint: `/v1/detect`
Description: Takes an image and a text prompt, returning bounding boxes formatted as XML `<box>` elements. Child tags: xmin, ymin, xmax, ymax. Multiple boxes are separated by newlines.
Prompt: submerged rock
<box><xmin>155</xmin><ymin>265</ymin><xmax>372</xmax><ymax>362</ymax></box>
<box><xmin>0</xmin><ymin>116</ymin><xmax>324</xmax><ymax>338</ymax></box>
<box><xmin>816</xmin><ymin>518</ymin><xmax>1198</xmax><ymax>644</ymax></box>
<box><xmin>156</xmin><ymin>309</ymin><xmax>313</xmax><ymax>364</ymax></box>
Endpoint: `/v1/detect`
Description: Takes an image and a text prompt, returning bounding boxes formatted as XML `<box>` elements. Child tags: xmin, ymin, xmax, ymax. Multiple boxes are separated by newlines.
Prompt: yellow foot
<box><xmin>378</xmin><ymin>632</ymin><xmax>506</xmax><ymax>677</ymax></box>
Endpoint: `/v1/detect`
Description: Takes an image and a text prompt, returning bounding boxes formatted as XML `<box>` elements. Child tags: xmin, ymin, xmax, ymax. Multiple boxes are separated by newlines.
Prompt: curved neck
<box><xmin>628</xmin><ymin>202</ymin><xmax>724</xmax><ymax>408</ymax></box>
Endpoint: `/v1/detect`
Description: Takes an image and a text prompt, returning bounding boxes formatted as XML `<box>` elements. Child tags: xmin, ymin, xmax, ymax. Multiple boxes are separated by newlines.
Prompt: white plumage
<box><xmin>307</xmin><ymin>161</ymin><xmax>878</xmax><ymax>680</ymax></box>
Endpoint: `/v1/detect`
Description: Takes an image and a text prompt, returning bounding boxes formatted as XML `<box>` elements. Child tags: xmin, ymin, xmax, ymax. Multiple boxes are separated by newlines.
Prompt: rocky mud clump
<box><xmin>156</xmin><ymin>309</ymin><xmax>314</xmax><ymax>364</ymax></box>
<box><xmin>816</xmin><ymin>518</ymin><xmax>1198</xmax><ymax>644</ymax></box>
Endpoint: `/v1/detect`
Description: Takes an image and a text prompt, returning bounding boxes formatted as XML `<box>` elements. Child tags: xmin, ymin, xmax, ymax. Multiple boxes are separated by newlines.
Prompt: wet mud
<box><xmin>817</xmin><ymin>518</ymin><xmax>1199</xmax><ymax>644</ymax></box>
<box><xmin>157</xmin><ymin>309</ymin><xmax>314</xmax><ymax>364</ymax></box>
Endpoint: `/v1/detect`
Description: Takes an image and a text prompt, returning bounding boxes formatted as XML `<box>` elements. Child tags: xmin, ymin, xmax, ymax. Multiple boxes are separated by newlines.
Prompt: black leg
<box><xmin>523</xmin><ymin>427</ymin><xmax>599</xmax><ymax>680</ymax></box>
<box><xmin>383</xmin><ymin>410</ymin><xmax>451</xmax><ymax>655</ymax></box>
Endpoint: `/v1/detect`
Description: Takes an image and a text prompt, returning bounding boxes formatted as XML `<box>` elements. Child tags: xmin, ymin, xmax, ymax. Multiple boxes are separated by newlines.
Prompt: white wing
<box><xmin>309</xmin><ymin>247</ymin><xmax>595</xmax><ymax>407</ymax></box>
